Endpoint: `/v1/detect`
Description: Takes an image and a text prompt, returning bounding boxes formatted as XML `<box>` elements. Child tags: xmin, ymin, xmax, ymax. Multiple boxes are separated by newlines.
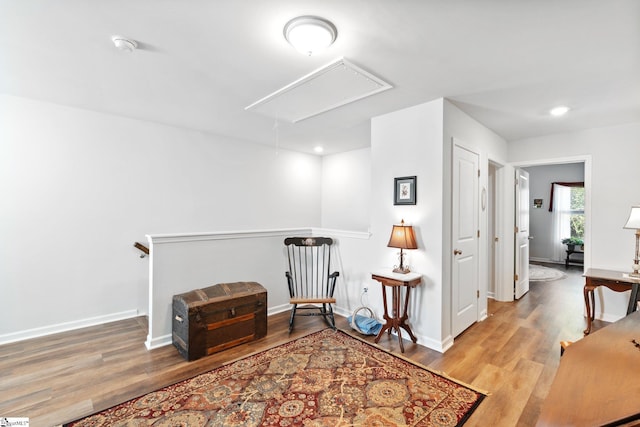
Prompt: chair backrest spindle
<box><xmin>285</xmin><ymin>237</ymin><xmax>336</xmax><ymax>299</ymax></box>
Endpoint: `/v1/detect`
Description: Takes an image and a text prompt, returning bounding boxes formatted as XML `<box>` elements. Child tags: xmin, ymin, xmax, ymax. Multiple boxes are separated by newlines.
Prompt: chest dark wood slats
<box><xmin>172</xmin><ymin>281</ymin><xmax>267</xmax><ymax>361</ymax></box>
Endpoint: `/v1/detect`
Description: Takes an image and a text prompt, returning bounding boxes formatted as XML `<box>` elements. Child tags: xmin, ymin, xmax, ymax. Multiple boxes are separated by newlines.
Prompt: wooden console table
<box><xmin>583</xmin><ymin>268</ymin><xmax>640</xmax><ymax>334</ymax></box>
<box><xmin>371</xmin><ymin>270</ymin><xmax>422</xmax><ymax>353</ymax></box>
<box><xmin>537</xmin><ymin>310</ymin><xmax>640</xmax><ymax>426</ymax></box>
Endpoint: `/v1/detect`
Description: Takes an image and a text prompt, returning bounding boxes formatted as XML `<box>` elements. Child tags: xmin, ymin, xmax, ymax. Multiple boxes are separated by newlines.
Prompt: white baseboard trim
<box><xmin>334</xmin><ymin>305</ymin><xmax>351</xmax><ymax>318</ymax></box>
<box><xmin>268</xmin><ymin>303</ymin><xmax>291</xmax><ymax>316</ymax></box>
<box><xmin>0</xmin><ymin>309</ymin><xmax>139</xmax><ymax>346</ymax></box>
<box><xmin>336</xmin><ymin>305</ymin><xmax>451</xmax><ymax>353</ymax></box>
<box><xmin>145</xmin><ymin>333</ymin><xmax>172</xmax><ymax>350</ymax></box>
<box><xmin>530</xmin><ymin>257</ymin><xmax>564</xmax><ymax>265</ymax></box>
<box><xmin>593</xmin><ymin>312</ymin><xmax>625</xmax><ymax>323</ymax></box>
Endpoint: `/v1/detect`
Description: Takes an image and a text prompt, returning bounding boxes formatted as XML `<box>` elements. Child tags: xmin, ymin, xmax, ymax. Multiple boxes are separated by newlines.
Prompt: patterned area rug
<box><xmin>65</xmin><ymin>329</ymin><xmax>485</xmax><ymax>426</ymax></box>
<box><xmin>529</xmin><ymin>264</ymin><xmax>567</xmax><ymax>282</ymax></box>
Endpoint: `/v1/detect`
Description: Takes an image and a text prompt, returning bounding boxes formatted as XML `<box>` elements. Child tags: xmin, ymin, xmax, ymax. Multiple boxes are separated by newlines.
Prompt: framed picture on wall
<box><xmin>394</xmin><ymin>176</ymin><xmax>417</xmax><ymax>205</ymax></box>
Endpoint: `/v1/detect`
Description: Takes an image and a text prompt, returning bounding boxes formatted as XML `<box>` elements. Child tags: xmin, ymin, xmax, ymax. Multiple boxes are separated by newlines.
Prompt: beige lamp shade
<box><xmin>623</xmin><ymin>206</ymin><xmax>640</xmax><ymax>229</ymax></box>
<box><xmin>624</xmin><ymin>205</ymin><xmax>640</xmax><ymax>277</ymax></box>
<box><xmin>387</xmin><ymin>220</ymin><xmax>418</xmax><ymax>249</ymax></box>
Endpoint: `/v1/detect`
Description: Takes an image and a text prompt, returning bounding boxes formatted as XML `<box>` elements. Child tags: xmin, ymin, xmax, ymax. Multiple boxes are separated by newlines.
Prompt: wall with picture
<box><xmin>370</xmin><ymin>98</ymin><xmax>447</xmax><ymax>350</ymax></box>
<box><xmin>523</xmin><ymin>163</ymin><xmax>585</xmax><ymax>263</ymax></box>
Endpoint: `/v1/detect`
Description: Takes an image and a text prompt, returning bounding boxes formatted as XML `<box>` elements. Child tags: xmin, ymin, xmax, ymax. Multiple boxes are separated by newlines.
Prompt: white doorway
<box><xmin>497</xmin><ymin>156</ymin><xmax>591</xmax><ymax>303</ymax></box>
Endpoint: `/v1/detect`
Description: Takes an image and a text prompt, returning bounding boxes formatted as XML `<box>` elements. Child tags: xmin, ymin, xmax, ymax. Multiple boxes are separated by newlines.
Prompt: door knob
<box><xmin>454</xmin><ymin>249</ymin><xmax>463</xmax><ymax>255</ymax></box>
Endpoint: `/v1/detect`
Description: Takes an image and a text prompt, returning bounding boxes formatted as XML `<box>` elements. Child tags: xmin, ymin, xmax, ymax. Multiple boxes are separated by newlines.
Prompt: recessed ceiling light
<box><xmin>549</xmin><ymin>105</ymin><xmax>570</xmax><ymax>117</ymax></box>
<box><xmin>111</xmin><ymin>35</ymin><xmax>137</xmax><ymax>52</ymax></box>
<box><xmin>284</xmin><ymin>16</ymin><xmax>337</xmax><ymax>56</ymax></box>
<box><xmin>314</xmin><ymin>146</ymin><xmax>324</xmax><ymax>154</ymax></box>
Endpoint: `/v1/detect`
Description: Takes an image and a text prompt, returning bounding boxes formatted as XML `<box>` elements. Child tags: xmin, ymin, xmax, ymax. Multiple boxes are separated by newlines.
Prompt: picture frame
<box><xmin>394</xmin><ymin>176</ymin><xmax>417</xmax><ymax>205</ymax></box>
<box><xmin>533</xmin><ymin>198</ymin><xmax>543</xmax><ymax>209</ymax></box>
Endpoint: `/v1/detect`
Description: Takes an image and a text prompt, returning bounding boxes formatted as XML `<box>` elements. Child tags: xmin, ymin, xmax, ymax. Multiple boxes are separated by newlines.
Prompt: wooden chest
<box><xmin>172</xmin><ymin>281</ymin><xmax>267</xmax><ymax>361</ymax></box>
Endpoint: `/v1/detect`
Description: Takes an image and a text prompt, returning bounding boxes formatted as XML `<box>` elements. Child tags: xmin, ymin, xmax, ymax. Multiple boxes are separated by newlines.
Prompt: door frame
<box><xmin>496</xmin><ymin>155</ymin><xmax>592</xmax><ymax>301</ymax></box>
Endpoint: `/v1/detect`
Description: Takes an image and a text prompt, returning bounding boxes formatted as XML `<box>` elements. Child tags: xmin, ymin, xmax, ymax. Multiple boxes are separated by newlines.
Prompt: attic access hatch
<box><xmin>245</xmin><ymin>57</ymin><xmax>392</xmax><ymax>123</ymax></box>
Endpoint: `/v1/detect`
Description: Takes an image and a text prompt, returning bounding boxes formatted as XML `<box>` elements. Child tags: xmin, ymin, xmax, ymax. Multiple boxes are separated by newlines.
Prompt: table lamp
<box><xmin>387</xmin><ymin>219</ymin><xmax>418</xmax><ymax>273</ymax></box>
<box><xmin>624</xmin><ymin>205</ymin><xmax>640</xmax><ymax>278</ymax></box>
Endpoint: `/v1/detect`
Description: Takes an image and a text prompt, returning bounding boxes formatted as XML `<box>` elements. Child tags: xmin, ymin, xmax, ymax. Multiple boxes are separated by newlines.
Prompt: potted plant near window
<box><xmin>562</xmin><ymin>237</ymin><xmax>584</xmax><ymax>251</ymax></box>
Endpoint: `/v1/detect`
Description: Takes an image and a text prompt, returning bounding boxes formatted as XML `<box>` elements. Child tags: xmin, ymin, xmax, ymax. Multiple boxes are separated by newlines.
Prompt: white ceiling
<box><xmin>1</xmin><ymin>0</ymin><xmax>639</xmax><ymax>155</ymax></box>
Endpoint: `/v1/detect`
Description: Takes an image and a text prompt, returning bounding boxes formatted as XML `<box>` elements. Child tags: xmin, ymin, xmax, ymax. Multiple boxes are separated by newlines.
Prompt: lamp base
<box><xmin>392</xmin><ymin>266</ymin><xmax>412</xmax><ymax>274</ymax></box>
<box><xmin>629</xmin><ymin>271</ymin><xmax>640</xmax><ymax>278</ymax></box>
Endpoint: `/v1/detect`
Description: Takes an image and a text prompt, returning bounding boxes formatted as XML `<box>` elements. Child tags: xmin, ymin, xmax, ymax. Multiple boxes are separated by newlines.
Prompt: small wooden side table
<box><xmin>371</xmin><ymin>270</ymin><xmax>422</xmax><ymax>353</ymax></box>
<box><xmin>583</xmin><ymin>268</ymin><xmax>640</xmax><ymax>334</ymax></box>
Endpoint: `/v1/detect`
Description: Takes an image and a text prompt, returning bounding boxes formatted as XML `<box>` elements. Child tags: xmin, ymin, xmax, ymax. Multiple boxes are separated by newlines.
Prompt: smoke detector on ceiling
<box><xmin>111</xmin><ymin>35</ymin><xmax>138</xmax><ymax>52</ymax></box>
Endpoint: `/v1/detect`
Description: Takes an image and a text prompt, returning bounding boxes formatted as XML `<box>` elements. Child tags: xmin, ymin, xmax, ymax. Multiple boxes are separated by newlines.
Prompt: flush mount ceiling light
<box><xmin>550</xmin><ymin>105</ymin><xmax>570</xmax><ymax>117</ymax></box>
<box><xmin>111</xmin><ymin>35</ymin><xmax>138</xmax><ymax>52</ymax></box>
<box><xmin>284</xmin><ymin>16</ymin><xmax>337</xmax><ymax>56</ymax></box>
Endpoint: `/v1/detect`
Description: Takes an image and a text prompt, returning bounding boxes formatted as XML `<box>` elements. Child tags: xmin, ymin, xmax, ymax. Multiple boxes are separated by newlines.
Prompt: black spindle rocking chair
<box><xmin>284</xmin><ymin>237</ymin><xmax>339</xmax><ymax>332</ymax></box>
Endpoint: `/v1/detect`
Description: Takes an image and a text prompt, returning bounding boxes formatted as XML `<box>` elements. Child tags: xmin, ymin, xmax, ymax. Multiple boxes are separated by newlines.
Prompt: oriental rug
<box><xmin>66</xmin><ymin>329</ymin><xmax>485</xmax><ymax>427</ymax></box>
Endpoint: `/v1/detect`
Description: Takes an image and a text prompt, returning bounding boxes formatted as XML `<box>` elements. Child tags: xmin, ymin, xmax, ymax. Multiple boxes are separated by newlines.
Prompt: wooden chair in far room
<box><xmin>284</xmin><ymin>237</ymin><xmax>339</xmax><ymax>332</ymax></box>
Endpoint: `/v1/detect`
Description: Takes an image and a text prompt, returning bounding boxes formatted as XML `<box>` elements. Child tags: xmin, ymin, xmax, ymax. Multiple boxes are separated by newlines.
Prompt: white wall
<box><xmin>370</xmin><ymin>99</ymin><xmax>447</xmax><ymax>350</ymax></box>
<box><xmin>523</xmin><ymin>163</ymin><xmax>584</xmax><ymax>262</ymax></box>
<box><xmin>319</xmin><ymin>148</ymin><xmax>375</xmax><ymax>319</ymax></box>
<box><xmin>323</xmin><ymin>98</ymin><xmax>508</xmax><ymax>352</ymax></box>
<box><xmin>321</xmin><ymin>148</ymin><xmax>371</xmax><ymax>232</ymax></box>
<box><xmin>509</xmin><ymin>122</ymin><xmax>640</xmax><ymax>321</ymax></box>
<box><xmin>0</xmin><ymin>94</ymin><xmax>322</xmax><ymax>343</ymax></box>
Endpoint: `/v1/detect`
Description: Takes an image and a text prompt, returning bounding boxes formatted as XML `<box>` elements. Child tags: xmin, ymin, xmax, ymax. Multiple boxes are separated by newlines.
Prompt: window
<box><xmin>569</xmin><ymin>186</ymin><xmax>585</xmax><ymax>240</ymax></box>
<box><xmin>551</xmin><ymin>182</ymin><xmax>584</xmax><ymax>262</ymax></box>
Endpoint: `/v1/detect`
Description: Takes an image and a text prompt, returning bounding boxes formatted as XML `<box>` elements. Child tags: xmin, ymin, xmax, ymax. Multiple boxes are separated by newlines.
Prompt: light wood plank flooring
<box><xmin>1</xmin><ymin>265</ymin><xmax>602</xmax><ymax>427</ymax></box>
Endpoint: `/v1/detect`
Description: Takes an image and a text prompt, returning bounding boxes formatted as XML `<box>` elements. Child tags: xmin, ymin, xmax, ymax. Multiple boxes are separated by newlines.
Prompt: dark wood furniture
<box><xmin>537</xmin><ymin>311</ymin><xmax>640</xmax><ymax>426</ymax></box>
<box><xmin>371</xmin><ymin>270</ymin><xmax>421</xmax><ymax>353</ymax></box>
<box><xmin>583</xmin><ymin>268</ymin><xmax>640</xmax><ymax>334</ymax></box>
<box><xmin>172</xmin><ymin>282</ymin><xmax>267</xmax><ymax>361</ymax></box>
<box><xmin>565</xmin><ymin>247</ymin><xmax>583</xmax><ymax>268</ymax></box>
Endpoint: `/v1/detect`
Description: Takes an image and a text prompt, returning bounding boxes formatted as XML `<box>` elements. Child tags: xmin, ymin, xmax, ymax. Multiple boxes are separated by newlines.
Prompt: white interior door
<box><xmin>452</xmin><ymin>143</ymin><xmax>479</xmax><ymax>336</ymax></box>
<box><xmin>514</xmin><ymin>168</ymin><xmax>530</xmax><ymax>299</ymax></box>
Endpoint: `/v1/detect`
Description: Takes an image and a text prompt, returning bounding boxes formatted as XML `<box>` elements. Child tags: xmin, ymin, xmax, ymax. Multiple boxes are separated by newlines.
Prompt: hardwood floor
<box><xmin>1</xmin><ymin>265</ymin><xmax>603</xmax><ymax>427</ymax></box>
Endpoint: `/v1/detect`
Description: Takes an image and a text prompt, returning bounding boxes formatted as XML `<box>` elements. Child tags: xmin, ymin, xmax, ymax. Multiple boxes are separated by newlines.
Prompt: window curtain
<box><xmin>552</xmin><ymin>185</ymin><xmax>571</xmax><ymax>262</ymax></box>
<box><xmin>548</xmin><ymin>181</ymin><xmax>584</xmax><ymax>212</ymax></box>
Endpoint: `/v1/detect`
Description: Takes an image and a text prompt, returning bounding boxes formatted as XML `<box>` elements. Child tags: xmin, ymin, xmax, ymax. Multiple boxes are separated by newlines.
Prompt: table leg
<box><xmin>396</xmin><ymin>287</ymin><xmax>407</xmax><ymax>352</ymax></box>
<box><xmin>583</xmin><ymin>285</ymin><xmax>594</xmax><ymax>335</ymax></box>
<box><xmin>399</xmin><ymin>287</ymin><xmax>418</xmax><ymax>343</ymax></box>
<box><xmin>375</xmin><ymin>285</ymin><xmax>392</xmax><ymax>344</ymax></box>
<box><xmin>627</xmin><ymin>283</ymin><xmax>640</xmax><ymax>315</ymax></box>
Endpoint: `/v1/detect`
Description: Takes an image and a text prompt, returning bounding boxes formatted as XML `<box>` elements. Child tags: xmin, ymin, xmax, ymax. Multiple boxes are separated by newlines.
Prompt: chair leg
<box><xmin>323</xmin><ymin>304</ymin><xmax>336</xmax><ymax>330</ymax></box>
<box><xmin>289</xmin><ymin>304</ymin><xmax>297</xmax><ymax>333</ymax></box>
<box><xmin>329</xmin><ymin>304</ymin><xmax>336</xmax><ymax>331</ymax></box>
